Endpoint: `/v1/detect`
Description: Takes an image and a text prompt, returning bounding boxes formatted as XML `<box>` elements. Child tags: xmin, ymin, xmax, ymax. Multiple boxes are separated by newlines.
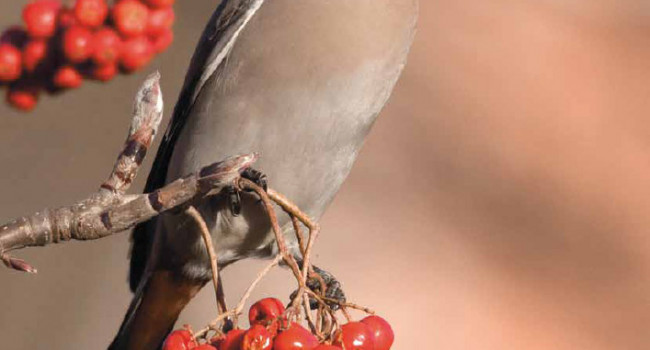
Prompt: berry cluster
<box><xmin>0</xmin><ymin>0</ymin><xmax>175</xmax><ymax>111</ymax></box>
<box><xmin>163</xmin><ymin>298</ymin><xmax>395</xmax><ymax>350</ymax></box>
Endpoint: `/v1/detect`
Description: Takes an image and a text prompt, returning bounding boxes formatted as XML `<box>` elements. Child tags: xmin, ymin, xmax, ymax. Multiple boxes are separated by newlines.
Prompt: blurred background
<box><xmin>2</xmin><ymin>0</ymin><xmax>650</xmax><ymax>349</ymax></box>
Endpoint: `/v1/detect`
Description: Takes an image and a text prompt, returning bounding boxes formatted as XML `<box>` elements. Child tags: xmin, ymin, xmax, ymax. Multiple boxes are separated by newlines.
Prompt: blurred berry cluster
<box><xmin>0</xmin><ymin>0</ymin><xmax>175</xmax><ymax>111</ymax></box>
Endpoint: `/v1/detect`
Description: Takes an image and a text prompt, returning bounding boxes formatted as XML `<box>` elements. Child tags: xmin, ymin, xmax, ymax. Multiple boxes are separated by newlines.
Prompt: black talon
<box><xmin>228</xmin><ymin>186</ymin><xmax>242</xmax><ymax>216</ymax></box>
<box><xmin>222</xmin><ymin>319</ymin><xmax>234</xmax><ymax>334</ymax></box>
<box><xmin>241</xmin><ymin>167</ymin><xmax>268</xmax><ymax>191</ymax></box>
<box><xmin>228</xmin><ymin>168</ymin><xmax>267</xmax><ymax>216</ymax></box>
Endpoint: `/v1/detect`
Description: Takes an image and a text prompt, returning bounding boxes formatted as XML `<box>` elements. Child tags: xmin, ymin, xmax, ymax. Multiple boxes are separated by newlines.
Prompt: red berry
<box><xmin>53</xmin><ymin>65</ymin><xmax>83</xmax><ymax>88</ymax></box>
<box><xmin>242</xmin><ymin>325</ymin><xmax>273</xmax><ymax>350</ymax></box>
<box><xmin>361</xmin><ymin>316</ymin><xmax>394</xmax><ymax>350</ymax></box>
<box><xmin>150</xmin><ymin>28</ymin><xmax>173</xmax><ymax>53</ymax></box>
<box><xmin>194</xmin><ymin>345</ymin><xmax>216</xmax><ymax>350</ymax></box>
<box><xmin>22</xmin><ymin>39</ymin><xmax>48</xmax><ymax>73</ymax></box>
<box><xmin>249</xmin><ymin>298</ymin><xmax>286</xmax><ymax>326</ymax></box>
<box><xmin>273</xmin><ymin>323</ymin><xmax>319</xmax><ymax>350</ymax></box>
<box><xmin>175</xmin><ymin>329</ymin><xmax>195</xmax><ymax>343</ymax></box>
<box><xmin>146</xmin><ymin>6</ymin><xmax>174</xmax><ymax>36</ymax></box>
<box><xmin>163</xmin><ymin>330</ymin><xmax>197</xmax><ymax>350</ymax></box>
<box><xmin>112</xmin><ymin>0</ymin><xmax>150</xmax><ymax>37</ymax></box>
<box><xmin>143</xmin><ymin>0</ymin><xmax>175</xmax><ymax>9</ymax></box>
<box><xmin>92</xmin><ymin>28</ymin><xmax>122</xmax><ymax>65</ymax></box>
<box><xmin>90</xmin><ymin>63</ymin><xmax>117</xmax><ymax>81</ymax></box>
<box><xmin>220</xmin><ymin>329</ymin><xmax>246</xmax><ymax>350</ymax></box>
<box><xmin>209</xmin><ymin>334</ymin><xmax>225</xmax><ymax>348</ymax></box>
<box><xmin>120</xmin><ymin>36</ymin><xmax>153</xmax><ymax>72</ymax></box>
<box><xmin>333</xmin><ymin>322</ymin><xmax>375</xmax><ymax>350</ymax></box>
<box><xmin>313</xmin><ymin>346</ymin><xmax>342</xmax><ymax>350</ymax></box>
<box><xmin>62</xmin><ymin>26</ymin><xmax>93</xmax><ymax>63</ymax></box>
<box><xmin>249</xmin><ymin>297</ymin><xmax>286</xmax><ymax>337</ymax></box>
<box><xmin>74</xmin><ymin>0</ymin><xmax>109</xmax><ymax>27</ymax></box>
<box><xmin>1</xmin><ymin>26</ymin><xmax>29</xmax><ymax>49</ymax></box>
<box><xmin>0</xmin><ymin>44</ymin><xmax>23</xmax><ymax>82</ymax></box>
<box><xmin>6</xmin><ymin>85</ymin><xmax>39</xmax><ymax>111</ymax></box>
<box><xmin>58</xmin><ymin>6</ymin><xmax>77</xmax><ymax>28</ymax></box>
<box><xmin>22</xmin><ymin>0</ymin><xmax>61</xmax><ymax>38</ymax></box>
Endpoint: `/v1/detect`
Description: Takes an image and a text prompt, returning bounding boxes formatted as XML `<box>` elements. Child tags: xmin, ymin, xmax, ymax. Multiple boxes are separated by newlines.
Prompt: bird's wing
<box><xmin>128</xmin><ymin>0</ymin><xmax>266</xmax><ymax>291</ymax></box>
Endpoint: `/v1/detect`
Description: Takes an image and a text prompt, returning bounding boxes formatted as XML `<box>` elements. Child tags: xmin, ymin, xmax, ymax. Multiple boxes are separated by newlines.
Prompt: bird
<box><xmin>109</xmin><ymin>0</ymin><xmax>418</xmax><ymax>349</ymax></box>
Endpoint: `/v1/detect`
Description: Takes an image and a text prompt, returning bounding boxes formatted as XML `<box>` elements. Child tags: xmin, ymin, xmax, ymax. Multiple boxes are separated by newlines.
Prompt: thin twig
<box><xmin>186</xmin><ymin>206</ymin><xmax>221</xmax><ymax>317</ymax></box>
<box><xmin>341</xmin><ymin>307</ymin><xmax>353</xmax><ymax>323</ymax></box>
<box><xmin>303</xmin><ymin>297</ymin><xmax>321</xmax><ymax>339</ymax></box>
<box><xmin>195</xmin><ymin>254</ymin><xmax>283</xmax><ymax>338</ymax></box>
<box><xmin>234</xmin><ymin>254</ymin><xmax>283</xmax><ymax>318</ymax></box>
<box><xmin>320</xmin><ymin>296</ymin><xmax>376</xmax><ymax>315</ymax></box>
<box><xmin>291</xmin><ymin>215</ymin><xmax>306</xmax><ymax>255</ymax></box>
<box><xmin>237</xmin><ymin>180</ymin><xmax>304</xmax><ymax>286</ymax></box>
<box><xmin>267</xmin><ymin>189</ymin><xmax>320</xmax><ymax>303</ymax></box>
<box><xmin>216</xmin><ymin>274</ymin><xmax>227</xmax><ymax>314</ymax></box>
<box><xmin>267</xmin><ymin>189</ymin><xmax>315</xmax><ymax>228</ymax></box>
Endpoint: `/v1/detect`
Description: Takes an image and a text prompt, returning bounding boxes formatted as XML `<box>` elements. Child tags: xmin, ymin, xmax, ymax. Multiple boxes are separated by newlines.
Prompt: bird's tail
<box><xmin>109</xmin><ymin>271</ymin><xmax>203</xmax><ymax>350</ymax></box>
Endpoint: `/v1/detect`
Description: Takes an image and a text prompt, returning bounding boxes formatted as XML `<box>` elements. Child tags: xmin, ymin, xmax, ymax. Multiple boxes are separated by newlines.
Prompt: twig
<box><xmin>195</xmin><ymin>254</ymin><xmax>283</xmax><ymax>338</ymax></box>
<box><xmin>0</xmin><ymin>73</ymin><xmax>258</xmax><ymax>273</ymax></box>
<box><xmin>291</xmin><ymin>215</ymin><xmax>306</xmax><ymax>255</ymax></box>
<box><xmin>267</xmin><ymin>189</ymin><xmax>320</xmax><ymax>302</ymax></box>
<box><xmin>101</xmin><ymin>72</ymin><xmax>164</xmax><ymax>195</ymax></box>
<box><xmin>341</xmin><ymin>307</ymin><xmax>353</xmax><ymax>323</ymax></box>
<box><xmin>186</xmin><ymin>206</ymin><xmax>221</xmax><ymax>317</ymax></box>
<box><xmin>274</xmin><ymin>193</ymin><xmax>320</xmax><ymax>327</ymax></box>
<box><xmin>303</xmin><ymin>297</ymin><xmax>321</xmax><ymax>339</ymax></box>
<box><xmin>320</xmin><ymin>296</ymin><xmax>376</xmax><ymax>315</ymax></box>
<box><xmin>233</xmin><ymin>254</ymin><xmax>283</xmax><ymax>318</ymax></box>
<box><xmin>216</xmin><ymin>274</ymin><xmax>228</xmax><ymax>314</ymax></box>
<box><xmin>237</xmin><ymin>180</ymin><xmax>304</xmax><ymax>288</ymax></box>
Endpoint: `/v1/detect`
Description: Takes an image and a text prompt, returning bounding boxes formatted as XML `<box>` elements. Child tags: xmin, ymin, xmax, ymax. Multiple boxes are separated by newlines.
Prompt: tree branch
<box><xmin>0</xmin><ymin>72</ymin><xmax>374</xmax><ymax>341</ymax></box>
<box><xmin>0</xmin><ymin>73</ymin><xmax>258</xmax><ymax>274</ymax></box>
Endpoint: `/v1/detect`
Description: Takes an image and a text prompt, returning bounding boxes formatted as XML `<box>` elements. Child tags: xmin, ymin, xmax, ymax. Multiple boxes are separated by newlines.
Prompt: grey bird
<box><xmin>109</xmin><ymin>0</ymin><xmax>418</xmax><ymax>349</ymax></box>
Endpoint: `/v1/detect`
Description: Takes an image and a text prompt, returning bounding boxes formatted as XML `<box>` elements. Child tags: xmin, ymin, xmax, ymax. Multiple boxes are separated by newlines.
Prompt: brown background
<box><xmin>1</xmin><ymin>1</ymin><xmax>650</xmax><ymax>349</ymax></box>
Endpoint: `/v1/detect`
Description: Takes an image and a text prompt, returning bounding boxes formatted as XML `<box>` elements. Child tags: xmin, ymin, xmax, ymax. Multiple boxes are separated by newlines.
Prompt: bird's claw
<box><xmin>227</xmin><ymin>186</ymin><xmax>242</xmax><ymax>216</ymax></box>
<box><xmin>241</xmin><ymin>167</ymin><xmax>268</xmax><ymax>191</ymax></box>
<box><xmin>229</xmin><ymin>168</ymin><xmax>268</xmax><ymax>216</ymax></box>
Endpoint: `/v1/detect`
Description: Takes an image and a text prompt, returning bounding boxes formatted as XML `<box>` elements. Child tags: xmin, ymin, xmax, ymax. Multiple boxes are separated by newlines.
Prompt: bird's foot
<box><xmin>290</xmin><ymin>265</ymin><xmax>346</xmax><ymax>310</ymax></box>
<box><xmin>228</xmin><ymin>167</ymin><xmax>268</xmax><ymax>216</ymax></box>
<box><xmin>241</xmin><ymin>167</ymin><xmax>268</xmax><ymax>191</ymax></box>
<box><xmin>226</xmin><ymin>186</ymin><xmax>242</xmax><ymax>216</ymax></box>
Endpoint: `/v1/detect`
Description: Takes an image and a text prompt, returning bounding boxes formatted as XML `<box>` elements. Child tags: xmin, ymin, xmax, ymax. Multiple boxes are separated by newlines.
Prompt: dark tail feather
<box><xmin>109</xmin><ymin>271</ymin><xmax>151</xmax><ymax>350</ymax></box>
<box><xmin>129</xmin><ymin>218</ymin><xmax>156</xmax><ymax>292</ymax></box>
<box><xmin>109</xmin><ymin>271</ymin><xmax>203</xmax><ymax>350</ymax></box>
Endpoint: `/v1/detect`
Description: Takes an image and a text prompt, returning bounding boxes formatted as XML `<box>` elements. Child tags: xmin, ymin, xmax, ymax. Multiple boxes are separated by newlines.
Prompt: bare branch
<box><xmin>0</xmin><ymin>73</ymin><xmax>258</xmax><ymax>273</ymax></box>
<box><xmin>0</xmin><ymin>153</ymin><xmax>256</xmax><ymax>273</ymax></box>
<box><xmin>102</xmin><ymin>72</ymin><xmax>164</xmax><ymax>194</ymax></box>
